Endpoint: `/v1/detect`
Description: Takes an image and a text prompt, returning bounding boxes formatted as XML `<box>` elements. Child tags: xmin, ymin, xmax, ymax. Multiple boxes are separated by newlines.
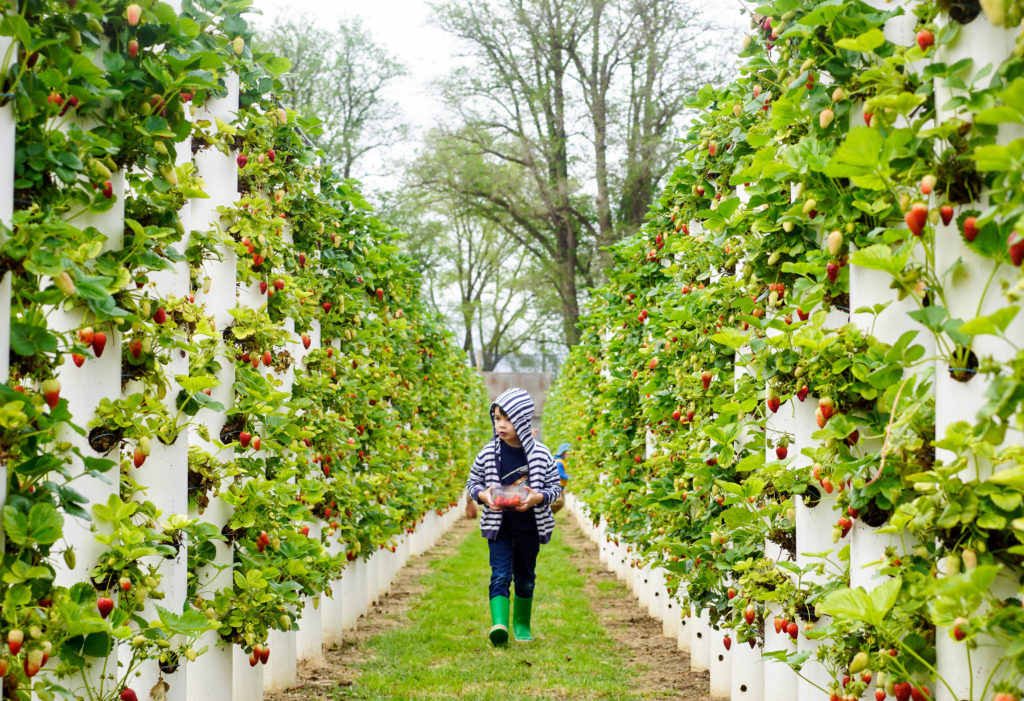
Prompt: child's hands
<box><xmin>515</xmin><ymin>486</ymin><xmax>544</xmax><ymax>511</ymax></box>
<box><xmin>479</xmin><ymin>487</ymin><xmax>501</xmax><ymax>512</ymax></box>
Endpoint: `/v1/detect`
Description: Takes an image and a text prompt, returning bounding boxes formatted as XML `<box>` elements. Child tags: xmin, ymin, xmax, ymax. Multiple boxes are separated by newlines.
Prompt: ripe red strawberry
<box><xmin>686</xmin><ymin>410</ymin><xmax>695</xmax><ymax>422</ymax></box>
<box><xmin>701</xmin><ymin>371</ymin><xmax>712</xmax><ymax>390</ymax></box>
<box><xmin>940</xmin><ymin>205</ymin><xmax>954</xmax><ymax>226</ymax></box>
<box><xmin>263</xmin><ymin>350</ymin><xmax>272</xmax><ymax>367</ymax></box>
<box><xmin>796</xmin><ymin>385</ymin><xmax>809</xmax><ymax>402</ymax></box>
<box><xmin>102</xmin><ymin>180</ymin><xmax>113</xmax><ymax>199</ymax></box>
<box><xmin>905</xmin><ymin>204</ymin><xmax>928</xmax><ymax>237</ymax></box>
<box><xmin>672</xmin><ymin>409</ymin><xmax>681</xmax><ymax>421</ymax></box>
<box><xmin>253</xmin><ymin>436</ymin><xmax>261</xmax><ymax>450</ymax></box>
<box><xmin>153</xmin><ymin>307</ymin><xmax>166</xmax><ymax>324</ymax></box>
<box><xmin>121</xmin><ymin>688</ymin><xmax>139</xmax><ymax>701</ymax></box>
<box><xmin>916</xmin><ymin>29</ymin><xmax>934</xmax><ymax>51</ymax></box>
<box><xmin>298</xmin><ymin>252</ymin><xmax>307</xmax><ymax>267</ymax></box>
<box><xmin>249</xmin><ymin>652</ymin><xmax>258</xmax><ymax>667</ymax></box>
<box><xmin>838</xmin><ymin>516</ymin><xmax>852</xmax><ymax>536</ymax></box>
<box><xmin>876</xmin><ymin>690</ymin><xmax>887</xmax><ymax>701</ymax></box>
<box><xmin>993</xmin><ymin>694</ymin><xmax>1019</xmax><ymax>701</ymax></box>
<box><xmin>302</xmin><ymin>333</ymin><xmax>311</xmax><ymax>349</ymax></box>
<box><xmin>237</xmin><ymin>154</ymin><xmax>248</xmax><ymax>168</ymax></box>
<box><xmin>744</xmin><ymin>605</ymin><xmax>756</xmax><ymax>624</ymax></box>
<box><xmin>274</xmin><ymin>279</ymin><xmax>285</xmax><ymax>290</ymax></box>
<box><xmin>259</xmin><ymin>281</ymin><xmax>268</xmax><ymax>295</ymax></box>
<box><xmin>267</xmin><ymin>148</ymin><xmax>276</xmax><ymax>162</ymax></box>
<box><xmin>300</xmin><ymin>525</ymin><xmax>310</xmax><ymax>536</ymax></box>
<box><xmin>826</xmin><ymin>262</ymin><xmax>840</xmax><ymax>283</ymax></box>
<box><xmin>8</xmin><ymin>629</ymin><xmax>24</xmax><ymax>655</ymax></box>
<box><xmin>821</xmin><ymin>478</ymin><xmax>834</xmax><ymax>494</ymax></box>
<box><xmin>259</xmin><ymin>645</ymin><xmax>270</xmax><ymax>664</ymax></box>
<box><xmin>963</xmin><ymin>217</ymin><xmax>979</xmax><ymax>242</ymax></box>
<box><xmin>97</xmin><ymin>597</ymin><xmax>114</xmax><ymax>618</ymax></box>
<box><xmin>723</xmin><ymin>635</ymin><xmax>731</xmax><ymax>650</ymax></box>
<box><xmin>323</xmin><ymin>302</ymin><xmax>332</xmax><ymax>312</ymax></box>
<box><xmin>911</xmin><ymin>686</ymin><xmax>930</xmax><ymax>701</ymax></box>
<box><xmin>894</xmin><ymin>685</ymin><xmax>913</xmax><ymax>701</ymax></box>
<box><xmin>797</xmin><ymin>308</ymin><xmax>809</xmax><ymax>321</ymax></box>
<box><xmin>92</xmin><ymin>331</ymin><xmax>107</xmax><ymax>357</ymax></box>
<box><xmin>634</xmin><ymin>455</ymin><xmax>642</xmax><ymax>464</ymax></box>
<box><xmin>776</xmin><ymin>445</ymin><xmax>788</xmax><ymax>460</ymax></box>
<box><xmin>239</xmin><ymin>431</ymin><xmax>252</xmax><ymax>448</ymax></box>
<box><xmin>41</xmin><ymin>378</ymin><xmax>61</xmax><ymax>409</ymax></box>
<box><xmin>1009</xmin><ymin>231</ymin><xmax>1024</xmax><ymax>266</ymax></box>
<box><xmin>133</xmin><ymin>447</ymin><xmax>146</xmax><ymax>468</ymax></box>
<box><xmin>129</xmin><ymin>338</ymin><xmax>142</xmax><ymax>360</ymax></box>
<box><xmin>127</xmin><ymin>39</ymin><xmax>139</xmax><ymax>58</ymax></box>
<box><xmin>787</xmin><ymin>622</ymin><xmax>798</xmax><ymax>639</ymax></box>
<box><xmin>846</xmin><ymin>429</ymin><xmax>860</xmax><ymax>446</ymax></box>
<box><xmin>78</xmin><ymin>326</ymin><xmax>95</xmax><ymax>345</ymax></box>
<box><xmin>767</xmin><ymin>396</ymin><xmax>781</xmax><ymax>413</ymax></box>
<box><xmin>72</xmin><ymin>352</ymin><xmax>86</xmax><ymax>367</ymax></box>
<box><xmin>727</xmin><ymin>588</ymin><xmax>737</xmax><ymax>599</ymax></box>
<box><xmin>375</xmin><ymin>287</ymin><xmax>384</xmax><ymax>301</ymax></box>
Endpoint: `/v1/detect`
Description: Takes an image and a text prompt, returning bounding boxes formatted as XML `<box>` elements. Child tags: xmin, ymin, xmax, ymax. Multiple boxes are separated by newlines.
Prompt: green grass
<box><xmin>333</xmin><ymin>527</ymin><xmax>646</xmax><ymax>701</ymax></box>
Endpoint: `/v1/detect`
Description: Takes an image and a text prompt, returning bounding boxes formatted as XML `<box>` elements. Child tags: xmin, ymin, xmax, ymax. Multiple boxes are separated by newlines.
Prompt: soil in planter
<box><xmin>88</xmin><ymin>426</ymin><xmax>124</xmax><ymax>454</ymax></box>
<box><xmin>859</xmin><ymin>501</ymin><xmax>891</xmax><ymax>528</ymax></box>
<box><xmin>219</xmin><ymin>413</ymin><xmax>246</xmax><ymax>445</ymax></box>
<box><xmin>941</xmin><ymin>0</ymin><xmax>982</xmax><ymax>23</ymax></box>
<box><xmin>948</xmin><ymin>348</ymin><xmax>979</xmax><ymax>383</ymax></box>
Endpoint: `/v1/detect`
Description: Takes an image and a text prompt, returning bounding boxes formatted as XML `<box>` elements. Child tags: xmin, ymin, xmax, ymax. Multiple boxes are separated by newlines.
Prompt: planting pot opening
<box><xmin>88</xmin><ymin>426</ymin><xmax>123</xmax><ymax>454</ymax></box>
<box><xmin>219</xmin><ymin>413</ymin><xmax>246</xmax><ymax>445</ymax></box>
<box><xmin>947</xmin><ymin>348</ymin><xmax>978</xmax><ymax>383</ymax></box>
<box><xmin>803</xmin><ymin>484</ymin><xmax>822</xmax><ymax>508</ymax></box>
<box><xmin>941</xmin><ymin>0</ymin><xmax>981</xmax><ymax>23</ymax></box>
<box><xmin>860</xmin><ymin>502</ymin><xmax>890</xmax><ymax>528</ymax></box>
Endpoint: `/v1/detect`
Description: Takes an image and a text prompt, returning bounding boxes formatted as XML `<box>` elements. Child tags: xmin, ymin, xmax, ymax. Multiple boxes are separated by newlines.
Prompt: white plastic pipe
<box><xmin>690</xmin><ymin>610</ymin><xmax>711</xmax><ymax>672</ymax></box>
<box><xmin>709</xmin><ymin>626</ymin><xmax>733</xmax><ymax>698</ymax></box>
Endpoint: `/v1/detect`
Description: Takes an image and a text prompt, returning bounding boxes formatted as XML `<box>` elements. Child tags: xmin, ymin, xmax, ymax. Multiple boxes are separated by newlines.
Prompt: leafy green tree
<box><xmin>255</xmin><ymin>14</ymin><xmax>408</xmax><ymax>181</ymax></box>
<box><xmin>424</xmin><ymin>0</ymin><xmax>731</xmax><ymax>344</ymax></box>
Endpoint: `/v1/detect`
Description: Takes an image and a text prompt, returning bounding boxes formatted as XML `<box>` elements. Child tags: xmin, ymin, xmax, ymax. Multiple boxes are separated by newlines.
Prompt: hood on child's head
<box><xmin>491</xmin><ymin>387</ymin><xmax>536</xmax><ymax>455</ymax></box>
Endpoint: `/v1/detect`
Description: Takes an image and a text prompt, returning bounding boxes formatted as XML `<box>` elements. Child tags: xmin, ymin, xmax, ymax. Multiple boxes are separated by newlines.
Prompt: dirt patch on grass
<box><xmin>560</xmin><ymin>514</ymin><xmax>711</xmax><ymax>701</ymax></box>
<box><xmin>264</xmin><ymin>517</ymin><xmax>476</xmax><ymax>701</ymax></box>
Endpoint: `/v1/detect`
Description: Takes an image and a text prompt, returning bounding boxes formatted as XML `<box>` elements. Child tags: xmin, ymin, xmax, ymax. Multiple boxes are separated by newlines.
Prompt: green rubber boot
<box><xmin>488</xmin><ymin>596</ymin><xmax>510</xmax><ymax>646</ymax></box>
<box><xmin>512</xmin><ymin>595</ymin><xmax>534</xmax><ymax>642</ymax></box>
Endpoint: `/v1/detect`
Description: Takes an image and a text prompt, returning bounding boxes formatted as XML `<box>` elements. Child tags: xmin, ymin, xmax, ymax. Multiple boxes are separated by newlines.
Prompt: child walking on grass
<box><xmin>465</xmin><ymin>387</ymin><xmax>562</xmax><ymax>646</ymax></box>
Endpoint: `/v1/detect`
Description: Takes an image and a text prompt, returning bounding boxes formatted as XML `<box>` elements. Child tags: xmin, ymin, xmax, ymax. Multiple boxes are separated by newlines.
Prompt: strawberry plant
<box><xmin>546</xmin><ymin>1</ymin><xmax>1024</xmax><ymax>699</ymax></box>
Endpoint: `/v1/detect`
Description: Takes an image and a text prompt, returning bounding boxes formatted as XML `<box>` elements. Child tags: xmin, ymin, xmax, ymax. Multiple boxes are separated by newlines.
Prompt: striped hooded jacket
<box><xmin>465</xmin><ymin>387</ymin><xmax>562</xmax><ymax>544</ymax></box>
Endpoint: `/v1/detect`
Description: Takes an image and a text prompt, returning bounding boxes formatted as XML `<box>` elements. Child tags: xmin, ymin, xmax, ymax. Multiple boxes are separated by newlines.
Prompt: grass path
<box><xmin>268</xmin><ymin>514</ymin><xmax>708</xmax><ymax>701</ymax></box>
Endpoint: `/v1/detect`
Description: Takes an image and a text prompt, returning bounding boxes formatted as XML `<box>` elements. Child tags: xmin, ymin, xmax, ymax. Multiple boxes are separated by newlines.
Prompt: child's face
<box><xmin>493</xmin><ymin>406</ymin><xmax>517</xmax><ymax>443</ymax></box>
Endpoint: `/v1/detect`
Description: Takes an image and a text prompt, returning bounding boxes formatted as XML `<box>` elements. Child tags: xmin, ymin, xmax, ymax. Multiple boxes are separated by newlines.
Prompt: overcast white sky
<box><xmin>246</xmin><ymin>0</ymin><xmax>749</xmax><ymax>195</ymax></box>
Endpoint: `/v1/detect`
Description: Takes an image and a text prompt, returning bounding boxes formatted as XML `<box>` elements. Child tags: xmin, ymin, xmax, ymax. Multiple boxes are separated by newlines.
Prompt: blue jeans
<box><xmin>488</xmin><ymin>528</ymin><xmax>539</xmax><ymax>599</ymax></box>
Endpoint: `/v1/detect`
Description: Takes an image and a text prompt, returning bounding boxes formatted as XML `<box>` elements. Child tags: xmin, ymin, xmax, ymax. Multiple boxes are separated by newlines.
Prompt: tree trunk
<box><xmin>589</xmin><ymin>2</ymin><xmax>615</xmax><ymax>274</ymax></box>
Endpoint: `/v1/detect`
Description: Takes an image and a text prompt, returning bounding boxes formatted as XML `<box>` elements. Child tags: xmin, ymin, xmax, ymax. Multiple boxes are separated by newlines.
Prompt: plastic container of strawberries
<box><xmin>492</xmin><ymin>483</ymin><xmax>528</xmax><ymax>509</ymax></box>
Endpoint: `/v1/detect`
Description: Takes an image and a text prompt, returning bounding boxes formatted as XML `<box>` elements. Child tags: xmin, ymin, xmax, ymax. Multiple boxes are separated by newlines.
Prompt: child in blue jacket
<box><xmin>465</xmin><ymin>387</ymin><xmax>562</xmax><ymax>645</ymax></box>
